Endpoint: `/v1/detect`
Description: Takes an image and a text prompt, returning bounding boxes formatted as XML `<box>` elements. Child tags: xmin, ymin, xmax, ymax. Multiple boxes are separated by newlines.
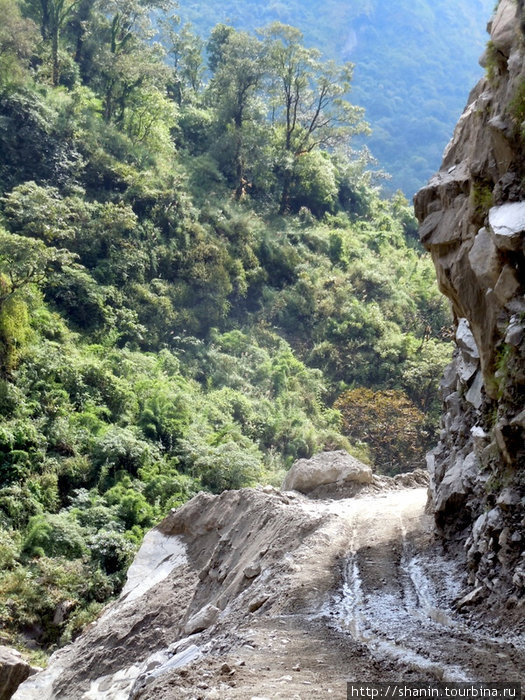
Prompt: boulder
<box><xmin>0</xmin><ymin>647</ymin><xmax>35</xmax><ymax>700</ymax></box>
<box><xmin>505</xmin><ymin>322</ymin><xmax>524</xmax><ymax>347</ymax></box>
<box><xmin>129</xmin><ymin>645</ymin><xmax>202</xmax><ymax>699</ymax></box>
<box><xmin>472</xmin><ymin>513</ymin><xmax>487</xmax><ymax>543</ymax></box>
<box><xmin>470</xmin><ymin>425</ymin><xmax>489</xmax><ymax>456</ymax></box>
<box><xmin>510</xmin><ymin>409</ymin><xmax>525</xmax><ymax>429</ymax></box>
<box><xmin>457</xmin><ymin>355</ymin><xmax>479</xmax><ymax>383</ymax></box>
<box><xmin>282</xmin><ymin>450</ymin><xmax>373</xmax><ymax>494</ymax></box>
<box><xmin>393</xmin><ymin>469</ymin><xmax>429</xmax><ymax>488</ymax></box>
<box><xmin>243</xmin><ymin>563</ymin><xmax>261</xmax><ymax>579</ymax></box>
<box><xmin>465</xmin><ymin>370</ymin><xmax>484</xmax><ymax>410</ymax></box>
<box><xmin>486</xmin><ymin>506</ymin><xmax>504</xmax><ymax>532</ymax></box>
<box><xmin>456</xmin><ymin>586</ymin><xmax>485</xmax><ymax>610</ymax></box>
<box><xmin>488</xmin><ymin>202</ymin><xmax>525</xmax><ymax>251</ymax></box>
<box><xmin>490</xmin><ymin>0</ymin><xmax>518</xmax><ymax>58</ymax></box>
<box><xmin>440</xmin><ymin>358</ymin><xmax>460</xmax><ymax>393</ymax></box>
<box><xmin>455</xmin><ymin>319</ymin><xmax>480</xmax><ymax>361</ymax></box>
<box><xmin>184</xmin><ymin>604</ymin><xmax>220</xmax><ymax>635</ymax></box>
<box><xmin>512</xmin><ymin>566</ymin><xmax>525</xmax><ymax>589</ymax></box>
<box><xmin>497</xmin><ymin>487</ymin><xmax>521</xmax><ymax>509</ymax></box>
<box><xmin>468</xmin><ymin>227</ymin><xmax>500</xmax><ymax>288</ymax></box>
<box><xmin>493</xmin><ymin>265</ymin><xmax>521</xmax><ymax>306</ymax></box>
<box><xmin>434</xmin><ymin>452</ymin><xmax>479</xmax><ymax>514</ymax></box>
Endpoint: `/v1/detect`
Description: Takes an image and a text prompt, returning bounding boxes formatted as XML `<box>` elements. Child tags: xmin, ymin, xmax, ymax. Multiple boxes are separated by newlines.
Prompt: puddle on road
<box><xmin>324</xmin><ymin>519</ymin><xmax>472</xmax><ymax>681</ymax></box>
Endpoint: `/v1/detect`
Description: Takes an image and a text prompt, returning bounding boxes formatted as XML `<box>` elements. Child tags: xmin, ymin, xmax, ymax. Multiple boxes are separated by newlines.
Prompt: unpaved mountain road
<box><xmin>142</xmin><ymin>488</ymin><xmax>525</xmax><ymax>699</ymax></box>
<box><xmin>14</xmin><ymin>485</ymin><xmax>525</xmax><ymax>700</ymax></box>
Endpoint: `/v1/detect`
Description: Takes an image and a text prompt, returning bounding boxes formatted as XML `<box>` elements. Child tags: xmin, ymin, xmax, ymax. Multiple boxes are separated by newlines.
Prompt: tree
<box><xmin>94</xmin><ymin>0</ymin><xmax>172</xmax><ymax>123</ymax></box>
<box><xmin>0</xmin><ymin>0</ymin><xmax>38</xmax><ymax>87</ymax></box>
<box><xmin>263</xmin><ymin>23</ymin><xmax>369</xmax><ymax>213</ymax></box>
<box><xmin>0</xmin><ymin>228</ymin><xmax>73</xmax><ymax>373</ymax></box>
<box><xmin>138</xmin><ymin>384</ymin><xmax>190</xmax><ymax>450</ymax></box>
<box><xmin>0</xmin><ymin>228</ymin><xmax>72</xmax><ymax>311</ymax></box>
<box><xmin>67</xmin><ymin>0</ymin><xmax>96</xmax><ymax>66</ymax></box>
<box><xmin>161</xmin><ymin>16</ymin><xmax>204</xmax><ymax>105</ymax></box>
<box><xmin>23</xmin><ymin>512</ymin><xmax>86</xmax><ymax>558</ymax></box>
<box><xmin>206</xmin><ymin>23</ymin><xmax>234</xmax><ymax>73</ymax></box>
<box><xmin>334</xmin><ymin>387</ymin><xmax>429</xmax><ymax>475</ymax></box>
<box><xmin>24</xmin><ymin>0</ymin><xmax>82</xmax><ymax>85</ymax></box>
<box><xmin>207</xmin><ymin>29</ymin><xmax>267</xmax><ymax>197</ymax></box>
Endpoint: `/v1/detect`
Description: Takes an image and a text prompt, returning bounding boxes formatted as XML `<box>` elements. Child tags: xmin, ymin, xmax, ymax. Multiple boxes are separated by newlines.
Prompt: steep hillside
<box><xmin>0</xmin><ymin>0</ymin><xmax>451</xmax><ymax>656</ymax></box>
<box><xmin>176</xmin><ymin>0</ymin><xmax>494</xmax><ymax>194</ymax></box>
<box><xmin>415</xmin><ymin>0</ymin><xmax>525</xmax><ymax>604</ymax></box>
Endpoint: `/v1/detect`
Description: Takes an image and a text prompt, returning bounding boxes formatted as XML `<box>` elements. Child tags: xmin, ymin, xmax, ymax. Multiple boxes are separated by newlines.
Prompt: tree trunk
<box><xmin>104</xmin><ymin>84</ymin><xmax>114</xmax><ymax>122</ymax></box>
<box><xmin>40</xmin><ymin>0</ymin><xmax>50</xmax><ymax>40</ymax></box>
<box><xmin>279</xmin><ymin>169</ymin><xmax>291</xmax><ymax>215</ymax></box>
<box><xmin>233</xmin><ymin>130</ymin><xmax>246</xmax><ymax>199</ymax></box>
<box><xmin>52</xmin><ymin>30</ymin><xmax>59</xmax><ymax>86</ymax></box>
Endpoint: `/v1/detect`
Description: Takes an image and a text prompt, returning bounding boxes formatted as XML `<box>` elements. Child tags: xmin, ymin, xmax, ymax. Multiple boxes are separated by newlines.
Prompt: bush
<box><xmin>184</xmin><ymin>438</ymin><xmax>264</xmax><ymax>493</ymax></box>
<box><xmin>87</xmin><ymin>530</ymin><xmax>136</xmax><ymax>576</ymax></box>
<box><xmin>23</xmin><ymin>512</ymin><xmax>87</xmax><ymax>559</ymax></box>
<box><xmin>0</xmin><ymin>529</ymin><xmax>20</xmax><ymax>569</ymax></box>
<box><xmin>335</xmin><ymin>387</ymin><xmax>430</xmax><ymax>475</ymax></box>
<box><xmin>94</xmin><ymin>427</ymin><xmax>155</xmax><ymax>483</ymax></box>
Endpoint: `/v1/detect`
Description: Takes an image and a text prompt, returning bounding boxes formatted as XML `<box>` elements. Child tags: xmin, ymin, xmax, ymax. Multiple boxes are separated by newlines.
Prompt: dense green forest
<box><xmin>176</xmin><ymin>0</ymin><xmax>494</xmax><ymax>195</ymax></box>
<box><xmin>0</xmin><ymin>0</ymin><xmax>452</xmax><ymax>656</ymax></box>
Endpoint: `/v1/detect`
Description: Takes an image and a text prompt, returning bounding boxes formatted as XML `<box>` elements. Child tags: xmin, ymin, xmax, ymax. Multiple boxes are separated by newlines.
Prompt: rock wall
<box><xmin>414</xmin><ymin>0</ymin><xmax>525</xmax><ymax>603</ymax></box>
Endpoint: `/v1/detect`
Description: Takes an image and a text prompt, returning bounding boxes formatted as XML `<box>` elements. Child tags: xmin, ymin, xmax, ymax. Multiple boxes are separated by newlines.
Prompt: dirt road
<box><xmin>14</xmin><ymin>486</ymin><xmax>525</xmax><ymax>699</ymax></box>
<box><xmin>141</xmin><ymin>488</ymin><xmax>525</xmax><ymax>699</ymax></box>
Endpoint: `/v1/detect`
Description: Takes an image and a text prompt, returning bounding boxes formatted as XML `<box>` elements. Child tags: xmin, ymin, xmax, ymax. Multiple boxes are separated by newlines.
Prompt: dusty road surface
<box><xmin>133</xmin><ymin>488</ymin><xmax>525</xmax><ymax>699</ymax></box>
<box><xmin>14</xmin><ymin>485</ymin><xmax>525</xmax><ymax>699</ymax></box>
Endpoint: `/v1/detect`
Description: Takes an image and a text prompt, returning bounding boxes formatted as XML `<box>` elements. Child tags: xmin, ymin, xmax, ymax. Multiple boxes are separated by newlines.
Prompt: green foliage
<box><xmin>510</xmin><ymin>79</ymin><xmax>525</xmax><ymax>141</ymax></box>
<box><xmin>0</xmin><ymin>528</ymin><xmax>20</xmax><ymax>569</ymax></box>
<box><xmin>0</xmin><ymin>295</ymin><xmax>31</xmax><ymax>375</ymax></box>
<box><xmin>0</xmin><ymin>0</ymin><xmax>38</xmax><ymax>88</ymax></box>
<box><xmin>0</xmin><ymin>0</ymin><xmax>454</xmax><ymax>655</ymax></box>
<box><xmin>470</xmin><ymin>180</ymin><xmax>493</xmax><ymax>222</ymax></box>
<box><xmin>94</xmin><ymin>428</ymin><xmax>154</xmax><ymax>484</ymax></box>
<box><xmin>175</xmin><ymin>0</ymin><xmax>493</xmax><ymax>195</ymax></box>
<box><xmin>23</xmin><ymin>513</ymin><xmax>86</xmax><ymax>558</ymax></box>
<box><xmin>335</xmin><ymin>387</ymin><xmax>431</xmax><ymax>474</ymax></box>
<box><xmin>485</xmin><ymin>40</ymin><xmax>507</xmax><ymax>84</ymax></box>
<box><xmin>191</xmin><ymin>440</ymin><xmax>264</xmax><ymax>492</ymax></box>
<box><xmin>87</xmin><ymin>529</ymin><xmax>136</xmax><ymax>575</ymax></box>
<box><xmin>0</xmin><ymin>227</ymin><xmax>72</xmax><ymax>302</ymax></box>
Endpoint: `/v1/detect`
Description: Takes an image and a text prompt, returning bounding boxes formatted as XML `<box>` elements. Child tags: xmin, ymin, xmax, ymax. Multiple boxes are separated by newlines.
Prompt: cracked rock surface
<box><xmin>414</xmin><ymin>0</ymin><xmax>525</xmax><ymax>604</ymax></box>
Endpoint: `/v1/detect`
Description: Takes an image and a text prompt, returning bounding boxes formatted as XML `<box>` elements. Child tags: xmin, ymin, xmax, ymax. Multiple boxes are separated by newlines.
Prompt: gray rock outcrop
<box><xmin>183</xmin><ymin>604</ymin><xmax>220</xmax><ymax>635</ymax></box>
<box><xmin>414</xmin><ymin>0</ymin><xmax>525</xmax><ymax>602</ymax></box>
<box><xmin>282</xmin><ymin>450</ymin><xmax>373</xmax><ymax>494</ymax></box>
<box><xmin>0</xmin><ymin>647</ymin><xmax>35</xmax><ymax>700</ymax></box>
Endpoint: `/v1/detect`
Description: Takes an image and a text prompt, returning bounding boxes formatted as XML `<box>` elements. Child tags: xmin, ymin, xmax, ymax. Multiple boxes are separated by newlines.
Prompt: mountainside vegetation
<box><xmin>176</xmin><ymin>0</ymin><xmax>494</xmax><ymax>195</ymax></box>
<box><xmin>0</xmin><ymin>0</ymin><xmax>451</xmax><ymax>656</ymax></box>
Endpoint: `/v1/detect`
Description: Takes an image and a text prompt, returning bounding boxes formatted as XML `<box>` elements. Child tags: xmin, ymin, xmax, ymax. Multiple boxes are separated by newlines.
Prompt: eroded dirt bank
<box><xmin>14</xmin><ymin>481</ymin><xmax>525</xmax><ymax>700</ymax></box>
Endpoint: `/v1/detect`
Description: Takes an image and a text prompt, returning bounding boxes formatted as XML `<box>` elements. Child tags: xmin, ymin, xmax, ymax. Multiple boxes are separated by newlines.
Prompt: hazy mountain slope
<box><xmin>0</xmin><ymin>0</ymin><xmax>452</xmax><ymax>656</ymax></box>
<box><xmin>177</xmin><ymin>0</ymin><xmax>494</xmax><ymax>195</ymax></box>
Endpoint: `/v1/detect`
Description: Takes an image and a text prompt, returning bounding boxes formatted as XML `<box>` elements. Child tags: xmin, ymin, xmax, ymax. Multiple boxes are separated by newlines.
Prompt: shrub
<box><xmin>22</xmin><ymin>513</ymin><xmax>87</xmax><ymax>559</ymax></box>
<box><xmin>94</xmin><ymin>427</ymin><xmax>154</xmax><ymax>482</ymax></box>
<box><xmin>335</xmin><ymin>387</ymin><xmax>429</xmax><ymax>474</ymax></box>
<box><xmin>87</xmin><ymin>529</ymin><xmax>136</xmax><ymax>576</ymax></box>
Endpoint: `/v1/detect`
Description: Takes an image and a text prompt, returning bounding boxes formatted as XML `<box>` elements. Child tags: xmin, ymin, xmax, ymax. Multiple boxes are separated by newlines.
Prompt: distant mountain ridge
<box><xmin>176</xmin><ymin>0</ymin><xmax>495</xmax><ymax>195</ymax></box>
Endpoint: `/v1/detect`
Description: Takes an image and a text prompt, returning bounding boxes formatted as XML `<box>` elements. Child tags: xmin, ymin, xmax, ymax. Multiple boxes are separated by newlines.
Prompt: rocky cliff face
<box><xmin>414</xmin><ymin>0</ymin><xmax>525</xmax><ymax>604</ymax></box>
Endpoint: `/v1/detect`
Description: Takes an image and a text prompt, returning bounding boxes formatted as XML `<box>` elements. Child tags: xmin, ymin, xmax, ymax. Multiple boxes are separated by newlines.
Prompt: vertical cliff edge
<box><xmin>414</xmin><ymin>0</ymin><xmax>525</xmax><ymax>605</ymax></box>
